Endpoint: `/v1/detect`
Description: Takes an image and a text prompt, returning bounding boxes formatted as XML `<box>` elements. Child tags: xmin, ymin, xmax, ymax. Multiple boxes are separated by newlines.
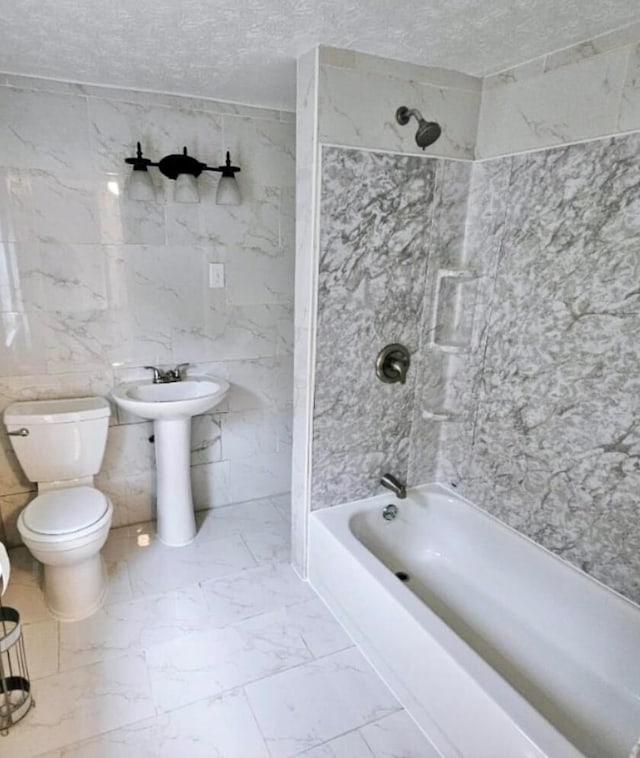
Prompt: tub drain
<box><xmin>395</xmin><ymin>571</ymin><xmax>410</xmax><ymax>582</ymax></box>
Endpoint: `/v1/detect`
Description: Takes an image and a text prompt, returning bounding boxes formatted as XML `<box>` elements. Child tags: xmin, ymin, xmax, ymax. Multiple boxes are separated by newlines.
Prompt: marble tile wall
<box><xmin>0</xmin><ymin>74</ymin><xmax>295</xmax><ymax>544</ymax></box>
<box><xmin>478</xmin><ymin>23</ymin><xmax>640</xmax><ymax>157</ymax></box>
<box><xmin>311</xmin><ymin>146</ymin><xmax>472</xmax><ymax>508</ymax></box>
<box><xmin>441</xmin><ymin>131</ymin><xmax>640</xmax><ymax>603</ymax></box>
<box><xmin>318</xmin><ymin>46</ymin><xmax>481</xmax><ymax>160</ymax></box>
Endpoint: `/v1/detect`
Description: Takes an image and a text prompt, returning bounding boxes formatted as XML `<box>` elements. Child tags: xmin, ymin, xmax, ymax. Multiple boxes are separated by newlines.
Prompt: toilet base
<box><xmin>44</xmin><ymin>554</ymin><xmax>107</xmax><ymax>622</ymax></box>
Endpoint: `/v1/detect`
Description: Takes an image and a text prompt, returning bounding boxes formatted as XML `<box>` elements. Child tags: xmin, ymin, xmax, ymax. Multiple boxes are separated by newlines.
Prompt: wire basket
<box><xmin>0</xmin><ymin>598</ymin><xmax>33</xmax><ymax>734</ymax></box>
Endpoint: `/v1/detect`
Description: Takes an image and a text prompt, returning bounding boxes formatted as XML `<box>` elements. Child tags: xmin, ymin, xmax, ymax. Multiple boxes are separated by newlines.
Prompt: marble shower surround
<box><xmin>312</xmin><ymin>135</ymin><xmax>640</xmax><ymax>604</ymax></box>
<box><xmin>293</xmin><ymin>46</ymin><xmax>481</xmax><ymax>571</ymax></box>
<box><xmin>311</xmin><ymin>146</ymin><xmax>471</xmax><ymax>508</ymax></box>
<box><xmin>0</xmin><ymin>76</ymin><xmax>295</xmax><ymax>544</ymax></box>
<box><xmin>441</xmin><ymin>131</ymin><xmax>640</xmax><ymax>603</ymax></box>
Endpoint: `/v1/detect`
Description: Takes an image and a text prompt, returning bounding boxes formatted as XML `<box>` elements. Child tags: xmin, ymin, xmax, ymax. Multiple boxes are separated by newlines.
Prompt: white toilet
<box><xmin>3</xmin><ymin>397</ymin><xmax>113</xmax><ymax>621</ymax></box>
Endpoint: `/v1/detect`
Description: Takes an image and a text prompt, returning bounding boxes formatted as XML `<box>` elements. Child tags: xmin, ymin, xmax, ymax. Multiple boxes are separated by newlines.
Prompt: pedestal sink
<box><xmin>111</xmin><ymin>376</ymin><xmax>229</xmax><ymax>546</ymax></box>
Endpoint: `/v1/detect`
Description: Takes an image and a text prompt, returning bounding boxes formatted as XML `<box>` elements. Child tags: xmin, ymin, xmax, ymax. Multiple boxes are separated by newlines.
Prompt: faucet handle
<box><xmin>144</xmin><ymin>365</ymin><xmax>162</xmax><ymax>383</ymax></box>
<box><xmin>174</xmin><ymin>363</ymin><xmax>190</xmax><ymax>378</ymax></box>
<box><xmin>376</xmin><ymin>344</ymin><xmax>411</xmax><ymax>385</ymax></box>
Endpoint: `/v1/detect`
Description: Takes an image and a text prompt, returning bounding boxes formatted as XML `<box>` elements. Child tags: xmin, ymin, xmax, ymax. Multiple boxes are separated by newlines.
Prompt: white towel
<box><xmin>630</xmin><ymin>738</ymin><xmax>640</xmax><ymax>758</ymax></box>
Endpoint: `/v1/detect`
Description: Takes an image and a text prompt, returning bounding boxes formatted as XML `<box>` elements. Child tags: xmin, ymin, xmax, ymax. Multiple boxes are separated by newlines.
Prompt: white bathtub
<box><xmin>308</xmin><ymin>483</ymin><xmax>640</xmax><ymax>758</ymax></box>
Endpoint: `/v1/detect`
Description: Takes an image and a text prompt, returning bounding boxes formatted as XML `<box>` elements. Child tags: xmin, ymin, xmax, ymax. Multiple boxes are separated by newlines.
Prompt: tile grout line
<box><xmin>240</xmin><ymin>683</ymin><xmax>277</xmax><ymax>758</ymax></box>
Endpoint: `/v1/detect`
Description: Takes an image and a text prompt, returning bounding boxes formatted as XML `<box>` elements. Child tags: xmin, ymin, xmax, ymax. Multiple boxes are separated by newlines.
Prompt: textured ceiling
<box><xmin>1</xmin><ymin>0</ymin><xmax>639</xmax><ymax>109</ymax></box>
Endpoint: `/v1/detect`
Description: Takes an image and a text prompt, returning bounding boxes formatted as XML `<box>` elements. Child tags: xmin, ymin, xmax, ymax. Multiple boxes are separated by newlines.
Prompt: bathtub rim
<box><xmin>315</xmin><ymin>482</ymin><xmax>640</xmax><ymax>616</ymax></box>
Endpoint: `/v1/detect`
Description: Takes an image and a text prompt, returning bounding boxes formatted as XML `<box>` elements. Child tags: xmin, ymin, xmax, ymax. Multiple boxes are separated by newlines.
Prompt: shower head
<box><xmin>396</xmin><ymin>106</ymin><xmax>442</xmax><ymax>149</ymax></box>
<box><xmin>415</xmin><ymin>119</ymin><xmax>442</xmax><ymax>149</ymax></box>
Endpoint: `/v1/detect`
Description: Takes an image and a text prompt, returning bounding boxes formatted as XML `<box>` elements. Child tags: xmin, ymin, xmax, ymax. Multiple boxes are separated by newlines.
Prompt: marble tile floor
<box><xmin>1</xmin><ymin>494</ymin><xmax>437</xmax><ymax>758</ymax></box>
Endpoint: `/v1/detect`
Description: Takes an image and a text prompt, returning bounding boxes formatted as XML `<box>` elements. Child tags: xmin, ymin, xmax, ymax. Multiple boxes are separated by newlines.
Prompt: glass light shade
<box><xmin>215</xmin><ymin>175</ymin><xmax>241</xmax><ymax>205</ymax></box>
<box><xmin>127</xmin><ymin>168</ymin><xmax>155</xmax><ymax>201</ymax></box>
<box><xmin>174</xmin><ymin>173</ymin><xmax>200</xmax><ymax>203</ymax></box>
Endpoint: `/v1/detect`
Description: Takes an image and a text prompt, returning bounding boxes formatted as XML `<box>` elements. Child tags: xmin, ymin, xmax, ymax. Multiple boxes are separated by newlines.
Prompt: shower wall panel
<box><xmin>441</xmin><ymin>132</ymin><xmax>640</xmax><ymax>603</ymax></box>
<box><xmin>311</xmin><ymin>146</ymin><xmax>471</xmax><ymax>508</ymax></box>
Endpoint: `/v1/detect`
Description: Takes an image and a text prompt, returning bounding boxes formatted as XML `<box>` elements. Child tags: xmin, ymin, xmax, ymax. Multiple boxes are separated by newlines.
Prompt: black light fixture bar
<box><xmin>125</xmin><ymin>143</ymin><xmax>241</xmax><ymax>180</ymax></box>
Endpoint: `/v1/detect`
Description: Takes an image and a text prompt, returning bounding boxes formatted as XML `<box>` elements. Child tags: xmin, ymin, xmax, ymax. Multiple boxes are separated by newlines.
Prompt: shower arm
<box><xmin>396</xmin><ymin>106</ymin><xmax>424</xmax><ymax>125</ymax></box>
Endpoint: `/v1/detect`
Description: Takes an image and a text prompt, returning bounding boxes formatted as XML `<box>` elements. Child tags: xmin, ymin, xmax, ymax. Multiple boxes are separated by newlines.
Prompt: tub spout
<box><xmin>380</xmin><ymin>473</ymin><xmax>406</xmax><ymax>499</ymax></box>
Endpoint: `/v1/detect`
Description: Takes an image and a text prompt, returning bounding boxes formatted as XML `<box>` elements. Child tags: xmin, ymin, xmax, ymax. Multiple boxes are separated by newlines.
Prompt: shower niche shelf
<box><xmin>422</xmin><ymin>407</ymin><xmax>460</xmax><ymax>423</ymax></box>
<box><xmin>432</xmin><ymin>270</ymin><xmax>478</xmax><ymax>352</ymax></box>
<box><xmin>436</xmin><ymin>342</ymin><xmax>470</xmax><ymax>355</ymax></box>
<box><xmin>421</xmin><ymin>348</ymin><xmax>466</xmax><ymax>424</ymax></box>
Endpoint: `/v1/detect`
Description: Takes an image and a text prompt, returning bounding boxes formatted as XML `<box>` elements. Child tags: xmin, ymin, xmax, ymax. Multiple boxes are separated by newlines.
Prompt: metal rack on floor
<box><xmin>0</xmin><ymin>595</ymin><xmax>34</xmax><ymax>734</ymax></box>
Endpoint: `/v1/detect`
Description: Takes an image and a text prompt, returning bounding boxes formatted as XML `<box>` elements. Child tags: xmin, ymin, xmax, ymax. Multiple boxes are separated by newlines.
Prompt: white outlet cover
<box><xmin>209</xmin><ymin>263</ymin><xmax>225</xmax><ymax>289</ymax></box>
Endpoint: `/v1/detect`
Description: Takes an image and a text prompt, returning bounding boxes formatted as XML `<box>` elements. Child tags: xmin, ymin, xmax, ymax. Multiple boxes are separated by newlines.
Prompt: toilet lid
<box><xmin>24</xmin><ymin>487</ymin><xmax>109</xmax><ymax>535</ymax></box>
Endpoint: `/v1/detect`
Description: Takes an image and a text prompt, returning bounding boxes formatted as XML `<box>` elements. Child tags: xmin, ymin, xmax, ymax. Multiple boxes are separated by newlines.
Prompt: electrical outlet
<box><xmin>209</xmin><ymin>263</ymin><xmax>225</xmax><ymax>289</ymax></box>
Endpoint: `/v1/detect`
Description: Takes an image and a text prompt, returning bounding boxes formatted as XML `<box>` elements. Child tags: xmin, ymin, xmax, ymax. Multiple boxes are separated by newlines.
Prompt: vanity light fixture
<box><xmin>124</xmin><ymin>143</ymin><xmax>241</xmax><ymax>204</ymax></box>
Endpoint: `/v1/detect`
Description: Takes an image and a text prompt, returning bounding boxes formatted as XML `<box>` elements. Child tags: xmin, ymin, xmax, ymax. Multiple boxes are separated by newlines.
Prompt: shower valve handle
<box><xmin>376</xmin><ymin>344</ymin><xmax>411</xmax><ymax>385</ymax></box>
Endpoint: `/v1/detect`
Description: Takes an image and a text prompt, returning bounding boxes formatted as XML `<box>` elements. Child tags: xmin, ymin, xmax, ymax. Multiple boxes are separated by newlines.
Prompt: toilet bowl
<box><xmin>4</xmin><ymin>397</ymin><xmax>113</xmax><ymax>621</ymax></box>
<box><xmin>17</xmin><ymin>486</ymin><xmax>113</xmax><ymax>620</ymax></box>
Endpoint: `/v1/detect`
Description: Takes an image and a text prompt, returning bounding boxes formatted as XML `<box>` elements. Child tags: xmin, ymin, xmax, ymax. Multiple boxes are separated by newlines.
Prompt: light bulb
<box><xmin>127</xmin><ymin>169</ymin><xmax>155</xmax><ymax>201</ymax></box>
<box><xmin>215</xmin><ymin>175</ymin><xmax>241</xmax><ymax>206</ymax></box>
<box><xmin>174</xmin><ymin>173</ymin><xmax>200</xmax><ymax>203</ymax></box>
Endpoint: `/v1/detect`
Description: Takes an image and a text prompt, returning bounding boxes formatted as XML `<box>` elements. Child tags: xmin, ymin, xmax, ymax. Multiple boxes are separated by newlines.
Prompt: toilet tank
<box><xmin>4</xmin><ymin>397</ymin><xmax>110</xmax><ymax>484</ymax></box>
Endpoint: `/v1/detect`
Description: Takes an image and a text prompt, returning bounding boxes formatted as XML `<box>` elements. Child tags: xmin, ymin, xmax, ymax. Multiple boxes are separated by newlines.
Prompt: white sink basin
<box><xmin>110</xmin><ymin>374</ymin><xmax>229</xmax><ymax>547</ymax></box>
<box><xmin>112</xmin><ymin>376</ymin><xmax>228</xmax><ymax>420</ymax></box>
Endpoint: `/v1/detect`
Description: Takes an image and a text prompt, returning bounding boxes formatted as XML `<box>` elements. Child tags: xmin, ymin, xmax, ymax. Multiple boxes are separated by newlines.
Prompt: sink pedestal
<box><xmin>111</xmin><ymin>374</ymin><xmax>229</xmax><ymax>548</ymax></box>
<box><xmin>154</xmin><ymin>417</ymin><xmax>196</xmax><ymax>546</ymax></box>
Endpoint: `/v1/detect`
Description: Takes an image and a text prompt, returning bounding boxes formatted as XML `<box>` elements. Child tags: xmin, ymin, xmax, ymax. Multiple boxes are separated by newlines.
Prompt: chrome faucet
<box><xmin>144</xmin><ymin>363</ymin><xmax>190</xmax><ymax>384</ymax></box>
<box><xmin>380</xmin><ymin>473</ymin><xmax>406</xmax><ymax>499</ymax></box>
